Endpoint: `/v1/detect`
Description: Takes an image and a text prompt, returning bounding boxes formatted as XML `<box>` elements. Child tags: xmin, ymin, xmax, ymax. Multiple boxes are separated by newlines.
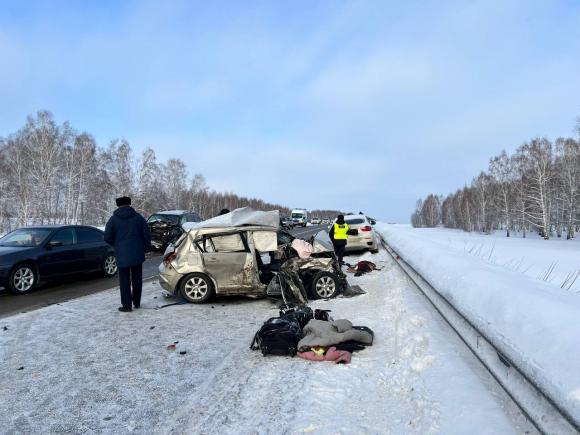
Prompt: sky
<box><xmin>1</xmin><ymin>0</ymin><xmax>580</xmax><ymax>222</ymax></box>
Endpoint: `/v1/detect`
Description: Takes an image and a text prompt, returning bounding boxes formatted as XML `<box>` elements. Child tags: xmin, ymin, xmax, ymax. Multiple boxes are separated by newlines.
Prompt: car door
<box><xmin>38</xmin><ymin>228</ymin><xmax>79</xmax><ymax>277</ymax></box>
<box><xmin>199</xmin><ymin>232</ymin><xmax>259</xmax><ymax>293</ymax></box>
<box><xmin>75</xmin><ymin>227</ymin><xmax>107</xmax><ymax>271</ymax></box>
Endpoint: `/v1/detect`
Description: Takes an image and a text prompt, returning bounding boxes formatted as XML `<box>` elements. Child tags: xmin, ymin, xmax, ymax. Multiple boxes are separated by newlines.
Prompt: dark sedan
<box><xmin>0</xmin><ymin>225</ymin><xmax>117</xmax><ymax>294</ymax></box>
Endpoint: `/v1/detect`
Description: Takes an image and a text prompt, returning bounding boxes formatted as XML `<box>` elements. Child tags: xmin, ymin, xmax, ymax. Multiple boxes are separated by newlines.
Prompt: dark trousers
<box><xmin>333</xmin><ymin>241</ymin><xmax>347</xmax><ymax>264</ymax></box>
<box><xmin>118</xmin><ymin>264</ymin><xmax>143</xmax><ymax>309</ymax></box>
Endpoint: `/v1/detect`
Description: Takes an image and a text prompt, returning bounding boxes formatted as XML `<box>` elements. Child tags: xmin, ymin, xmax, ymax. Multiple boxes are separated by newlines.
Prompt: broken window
<box><xmin>196</xmin><ymin>233</ymin><xmax>247</xmax><ymax>253</ymax></box>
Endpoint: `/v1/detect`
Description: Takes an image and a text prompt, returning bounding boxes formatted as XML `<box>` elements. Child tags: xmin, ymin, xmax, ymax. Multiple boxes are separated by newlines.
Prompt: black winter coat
<box><xmin>104</xmin><ymin>207</ymin><xmax>152</xmax><ymax>268</ymax></box>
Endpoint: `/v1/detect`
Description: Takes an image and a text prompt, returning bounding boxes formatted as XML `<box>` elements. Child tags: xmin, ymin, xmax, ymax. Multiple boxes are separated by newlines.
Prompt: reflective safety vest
<box><xmin>333</xmin><ymin>223</ymin><xmax>349</xmax><ymax>240</ymax></box>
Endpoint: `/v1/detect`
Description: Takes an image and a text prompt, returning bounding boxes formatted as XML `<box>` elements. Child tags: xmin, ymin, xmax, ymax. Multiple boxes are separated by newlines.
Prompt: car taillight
<box><xmin>163</xmin><ymin>252</ymin><xmax>177</xmax><ymax>265</ymax></box>
<box><xmin>360</xmin><ymin>226</ymin><xmax>372</xmax><ymax>232</ymax></box>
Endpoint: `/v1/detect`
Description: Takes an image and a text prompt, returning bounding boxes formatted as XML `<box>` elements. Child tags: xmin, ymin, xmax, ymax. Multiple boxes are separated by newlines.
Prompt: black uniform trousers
<box><xmin>118</xmin><ymin>263</ymin><xmax>143</xmax><ymax>309</ymax></box>
<box><xmin>333</xmin><ymin>240</ymin><xmax>347</xmax><ymax>264</ymax></box>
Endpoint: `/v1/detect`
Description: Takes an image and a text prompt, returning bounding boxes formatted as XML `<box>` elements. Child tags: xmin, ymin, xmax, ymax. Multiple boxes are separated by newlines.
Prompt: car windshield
<box><xmin>0</xmin><ymin>228</ymin><xmax>53</xmax><ymax>247</ymax></box>
<box><xmin>291</xmin><ymin>213</ymin><xmax>303</xmax><ymax>218</ymax></box>
<box><xmin>345</xmin><ymin>218</ymin><xmax>365</xmax><ymax>225</ymax></box>
<box><xmin>148</xmin><ymin>214</ymin><xmax>180</xmax><ymax>224</ymax></box>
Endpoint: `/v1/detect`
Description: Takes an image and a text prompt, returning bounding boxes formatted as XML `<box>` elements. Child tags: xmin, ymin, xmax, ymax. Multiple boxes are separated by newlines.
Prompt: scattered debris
<box><xmin>345</xmin><ymin>261</ymin><xmax>381</xmax><ymax>276</ymax></box>
<box><xmin>166</xmin><ymin>344</ymin><xmax>176</xmax><ymax>351</ymax></box>
<box><xmin>3</xmin><ymin>326</ymin><xmax>8</xmax><ymax>331</ymax></box>
<box><xmin>149</xmin><ymin>326</ymin><xmax>155</xmax><ymax>330</ymax></box>
<box><xmin>179</xmin><ymin>351</ymin><xmax>187</xmax><ymax>355</ymax></box>
<box><xmin>103</xmin><ymin>416</ymin><xmax>113</xmax><ymax>421</ymax></box>
<box><xmin>341</xmin><ymin>285</ymin><xmax>366</xmax><ymax>298</ymax></box>
<box><xmin>17</xmin><ymin>366</ymin><xmax>24</xmax><ymax>370</ymax></box>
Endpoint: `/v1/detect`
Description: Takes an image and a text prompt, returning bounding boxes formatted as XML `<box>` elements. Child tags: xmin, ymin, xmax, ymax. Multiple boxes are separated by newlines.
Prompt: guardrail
<box><xmin>380</xmin><ymin>238</ymin><xmax>579</xmax><ymax>435</ymax></box>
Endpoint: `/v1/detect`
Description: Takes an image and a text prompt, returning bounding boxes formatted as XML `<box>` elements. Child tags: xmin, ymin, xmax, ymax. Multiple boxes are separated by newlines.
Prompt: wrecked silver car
<box><xmin>158</xmin><ymin>207</ymin><xmax>347</xmax><ymax>303</ymax></box>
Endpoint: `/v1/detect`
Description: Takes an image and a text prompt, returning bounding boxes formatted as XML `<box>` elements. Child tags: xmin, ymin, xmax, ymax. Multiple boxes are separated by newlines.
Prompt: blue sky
<box><xmin>1</xmin><ymin>0</ymin><xmax>579</xmax><ymax>221</ymax></box>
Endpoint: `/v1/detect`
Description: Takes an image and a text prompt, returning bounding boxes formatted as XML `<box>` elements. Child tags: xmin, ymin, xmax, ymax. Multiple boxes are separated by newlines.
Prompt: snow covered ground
<box><xmin>0</xmin><ymin>248</ymin><xmax>533</xmax><ymax>434</ymax></box>
<box><xmin>390</xmin><ymin>226</ymin><xmax>580</xmax><ymax>293</ymax></box>
<box><xmin>376</xmin><ymin>224</ymin><xmax>580</xmax><ymax>429</ymax></box>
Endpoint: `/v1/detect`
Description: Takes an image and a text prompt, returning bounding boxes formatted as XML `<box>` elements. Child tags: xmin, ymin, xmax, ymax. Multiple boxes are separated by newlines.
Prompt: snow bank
<box><xmin>387</xmin><ymin>227</ymin><xmax>580</xmax><ymax>291</ymax></box>
<box><xmin>376</xmin><ymin>224</ymin><xmax>580</xmax><ymax>425</ymax></box>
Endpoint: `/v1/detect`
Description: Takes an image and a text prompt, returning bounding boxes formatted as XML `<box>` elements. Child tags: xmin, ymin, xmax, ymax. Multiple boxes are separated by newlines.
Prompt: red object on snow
<box><xmin>297</xmin><ymin>347</ymin><xmax>352</xmax><ymax>364</ymax></box>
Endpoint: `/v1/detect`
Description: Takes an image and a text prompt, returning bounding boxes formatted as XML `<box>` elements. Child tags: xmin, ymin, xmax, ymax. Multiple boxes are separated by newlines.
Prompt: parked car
<box><xmin>147</xmin><ymin>210</ymin><xmax>202</xmax><ymax>251</ymax></box>
<box><xmin>159</xmin><ymin>208</ymin><xmax>347</xmax><ymax>303</ymax></box>
<box><xmin>338</xmin><ymin>215</ymin><xmax>380</xmax><ymax>253</ymax></box>
<box><xmin>321</xmin><ymin>218</ymin><xmax>330</xmax><ymax>225</ymax></box>
<box><xmin>0</xmin><ymin>225</ymin><xmax>117</xmax><ymax>294</ymax></box>
<box><xmin>280</xmin><ymin>216</ymin><xmax>294</xmax><ymax>230</ymax></box>
<box><xmin>310</xmin><ymin>217</ymin><xmax>321</xmax><ymax>225</ymax></box>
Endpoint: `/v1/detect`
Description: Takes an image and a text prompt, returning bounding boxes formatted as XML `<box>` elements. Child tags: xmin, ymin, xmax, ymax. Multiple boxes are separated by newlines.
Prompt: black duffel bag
<box><xmin>279</xmin><ymin>303</ymin><xmax>313</xmax><ymax>329</ymax></box>
<box><xmin>250</xmin><ymin>316</ymin><xmax>303</xmax><ymax>357</ymax></box>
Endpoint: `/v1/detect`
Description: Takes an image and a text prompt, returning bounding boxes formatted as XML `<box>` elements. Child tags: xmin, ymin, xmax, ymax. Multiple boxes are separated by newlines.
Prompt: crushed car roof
<box><xmin>183</xmin><ymin>207</ymin><xmax>280</xmax><ymax>231</ymax></box>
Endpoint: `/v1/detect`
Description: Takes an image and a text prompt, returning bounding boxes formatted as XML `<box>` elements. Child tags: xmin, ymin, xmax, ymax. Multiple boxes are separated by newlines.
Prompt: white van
<box><xmin>291</xmin><ymin>209</ymin><xmax>308</xmax><ymax>227</ymax></box>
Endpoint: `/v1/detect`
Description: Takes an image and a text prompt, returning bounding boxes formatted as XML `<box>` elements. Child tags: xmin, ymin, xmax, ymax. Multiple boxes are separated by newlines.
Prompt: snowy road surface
<box><xmin>0</xmin><ymin>248</ymin><xmax>534</xmax><ymax>434</ymax></box>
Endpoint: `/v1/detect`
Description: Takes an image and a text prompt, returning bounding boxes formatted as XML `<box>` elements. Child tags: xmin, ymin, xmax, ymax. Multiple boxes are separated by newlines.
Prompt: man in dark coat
<box><xmin>104</xmin><ymin>196</ymin><xmax>152</xmax><ymax>312</ymax></box>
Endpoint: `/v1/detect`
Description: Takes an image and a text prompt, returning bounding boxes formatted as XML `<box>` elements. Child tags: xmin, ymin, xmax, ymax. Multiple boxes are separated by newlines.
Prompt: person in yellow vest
<box><xmin>329</xmin><ymin>214</ymin><xmax>348</xmax><ymax>265</ymax></box>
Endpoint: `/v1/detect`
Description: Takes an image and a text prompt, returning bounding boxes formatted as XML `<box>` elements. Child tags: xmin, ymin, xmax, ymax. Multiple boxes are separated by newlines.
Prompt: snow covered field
<box><xmin>376</xmin><ymin>224</ymin><xmax>580</xmax><ymax>429</ymax></box>
<box><xmin>390</xmin><ymin>226</ymin><xmax>580</xmax><ymax>293</ymax></box>
<box><xmin>0</xmin><ymin>248</ymin><xmax>533</xmax><ymax>434</ymax></box>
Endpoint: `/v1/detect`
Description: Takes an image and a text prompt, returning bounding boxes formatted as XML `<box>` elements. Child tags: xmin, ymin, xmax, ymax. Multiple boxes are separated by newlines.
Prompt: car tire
<box><xmin>370</xmin><ymin>247</ymin><xmax>379</xmax><ymax>254</ymax></box>
<box><xmin>102</xmin><ymin>254</ymin><xmax>118</xmax><ymax>277</ymax></box>
<box><xmin>8</xmin><ymin>263</ymin><xmax>37</xmax><ymax>294</ymax></box>
<box><xmin>180</xmin><ymin>273</ymin><xmax>215</xmax><ymax>303</ymax></box>
<box><xmin>311</xmin><ymin>271</ymin><xmax>340</xmax><ymax>299</ymax></box>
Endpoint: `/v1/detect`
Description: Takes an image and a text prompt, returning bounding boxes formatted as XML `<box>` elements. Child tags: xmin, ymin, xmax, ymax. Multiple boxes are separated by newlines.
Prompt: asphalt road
<box><xmin>0</xmin><ymin>225</ymin><xmax>330</xmax><ymax>319</ymax></box>
<box><xmin>0</xmin><ymin>253</ymin><xmax>163</xmax><ymax>319</ymax></box>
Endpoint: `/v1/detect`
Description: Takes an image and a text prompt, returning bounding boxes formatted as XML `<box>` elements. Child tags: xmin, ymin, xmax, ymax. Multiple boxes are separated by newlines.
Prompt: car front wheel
<box><xmin>180</xmin><ymin>273</ymin><xmax>215</xmax><ymax>303</ymax></box>
<box><xmin>8</xmin><ymin>264</ymin><xmax>37</xmax><ymax>294</ymax></box>
<box><xmin>311</xmin><ymin>271</ymin><xmax>340</xmax><ymax>299</ymax></box>
<box><xmin>103</xmin><ymin>254</ymin><xmax>118</xmax><ymax>277</ymax></box>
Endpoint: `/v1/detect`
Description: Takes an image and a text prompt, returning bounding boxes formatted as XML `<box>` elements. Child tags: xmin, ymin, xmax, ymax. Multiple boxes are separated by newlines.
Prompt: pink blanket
<box><xmin>297</xmin><ymin>347</ymin><xmax>352</xmax><ymax>364</ymax></box>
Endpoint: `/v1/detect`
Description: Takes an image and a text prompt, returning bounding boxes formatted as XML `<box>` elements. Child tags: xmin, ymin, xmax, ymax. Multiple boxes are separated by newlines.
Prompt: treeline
<box><xmin>309</xmin><ymin>209</ymin><xmax>343</xmax><ymax>219</ymax></box>
<box><xmin>412</xmin><ymin>120</ymin><xmax>580</xmax><ymax>240</ymax></box>
<box><xmin>0</xmin><ymin>110</ymin><xmax>290</xmax><ymax>233</ymax></box>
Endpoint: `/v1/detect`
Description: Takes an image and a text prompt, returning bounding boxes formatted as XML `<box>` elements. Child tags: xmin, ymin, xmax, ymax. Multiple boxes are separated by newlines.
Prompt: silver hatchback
<box><xmin>158</xmin><ymin>208</ymin><xmax>347</xmax><ymax>303</ymax></box>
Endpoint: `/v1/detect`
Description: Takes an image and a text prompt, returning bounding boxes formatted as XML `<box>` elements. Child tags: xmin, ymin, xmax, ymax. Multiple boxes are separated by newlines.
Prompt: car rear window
<box><xmin>197</xmin><ymin>233</ymin><xmax>247</xmax><ymax>253</ymax></box>
<box><xmin>76</xmin><ymin>228</ymin><xmax>103</xmax><ymax>243</ymax></box>
<box><xmin>51</xmin><ymin>228</ymin><xmax>75</xmax><ymax>246</ymax></box>
<box><xmin>345</xmin><ymin>218</ymin><xmax>365</xmax><ymax>225</ymax></box>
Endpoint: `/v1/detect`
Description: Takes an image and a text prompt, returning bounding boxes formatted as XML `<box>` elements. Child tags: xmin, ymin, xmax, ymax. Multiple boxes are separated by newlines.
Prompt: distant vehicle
<box><xmin>321</xmin><ymin>218</ymin><xmax>330</xmax><ymax>225</ymax></box>
<box><xmin>280</xmin><ymin>216</ymin><xmax>294</xmax><ymax>230</ymax></box>
<box><xmin>336</xmin><ymin>215</ymin><xmax>379</xmax><ymax>253</ymax></box>
<box><xmin>147</xmin><ymin>210</ymin><xmax>202</xmax><ymax>251</ymax></box>
<box><xmin>291</xmin><ymin>209</ymin><xmax>308</xmax><ymax>227</ymax></box>
<box><xmin>311</xmin><ymin>217</ymin><xmax>321</xmax><ymax>225</ymax></box>
<box><xmin>0</xmin><ymin>225</ymin><xmax>117</xmax><ymax>294</ymax></box>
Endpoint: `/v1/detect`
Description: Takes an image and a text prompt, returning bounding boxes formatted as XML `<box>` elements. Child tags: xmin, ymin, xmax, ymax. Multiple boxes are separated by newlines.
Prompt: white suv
<box><xmin>339</xmin><ymin>215</ymin><xmax>379</xmax><ymax>253</ymax></box>
<box><xmin>311</xmin><ymin>217</ymin><xmax>321</xmax><ymax>225</ymax></box>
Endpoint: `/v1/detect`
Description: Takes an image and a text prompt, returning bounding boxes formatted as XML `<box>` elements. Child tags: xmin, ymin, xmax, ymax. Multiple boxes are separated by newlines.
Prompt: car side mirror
<box><xmin>370</xmin><ymin>219</ymin><xmax>376</xmax><ymax>225</ymax></box>
<box><xmin>47</xmin><ymin>240</ymin><xmax>63</xmax><ymax>249</ymax></box>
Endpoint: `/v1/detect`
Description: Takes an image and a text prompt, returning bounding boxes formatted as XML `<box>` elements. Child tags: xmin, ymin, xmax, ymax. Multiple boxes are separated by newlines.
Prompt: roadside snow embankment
<box><xmin>376</xmin><ymin>224</ymin><xmax>580</xmax><ymax>425</ymax></box>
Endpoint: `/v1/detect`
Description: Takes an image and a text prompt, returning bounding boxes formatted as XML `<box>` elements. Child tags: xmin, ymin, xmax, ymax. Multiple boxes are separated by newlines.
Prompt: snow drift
<box><xmin>376</xmin><ymin>224</ymin><xmax>580</xmax><ymax>426</ymax></box>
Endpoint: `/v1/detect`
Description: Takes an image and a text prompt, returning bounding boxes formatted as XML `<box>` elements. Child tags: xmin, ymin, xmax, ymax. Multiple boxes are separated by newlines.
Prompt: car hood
<box><xmin>0</xmin><ymin>246</ymin><xmax>36</xmax><ymax>258</ymax></box>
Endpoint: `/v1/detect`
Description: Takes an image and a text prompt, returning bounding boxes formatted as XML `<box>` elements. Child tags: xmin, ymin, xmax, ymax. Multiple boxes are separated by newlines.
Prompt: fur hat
<box><xmin>336</xmin><ymin>214</ymin><xmax>345</xmax><ymax>224</ymax></box>
<box><xmin>115</xmin><ymin>196</ymin><xmax>131</xmax><ymax>207</ymax></box>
